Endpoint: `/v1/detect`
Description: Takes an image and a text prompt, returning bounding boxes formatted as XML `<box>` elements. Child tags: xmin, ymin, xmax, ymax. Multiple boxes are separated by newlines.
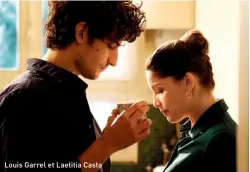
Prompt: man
<box><xmin>0</xmin><ymin>1</ymin><xmax>152</xmax><ymax>172</ymax></box>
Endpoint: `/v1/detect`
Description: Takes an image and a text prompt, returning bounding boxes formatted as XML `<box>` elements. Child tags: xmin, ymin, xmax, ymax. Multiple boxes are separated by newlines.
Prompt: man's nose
<box><xmin>108</xmin><ymin>49</ymin><xmax>118</xmax><ymax>67</ymax></box>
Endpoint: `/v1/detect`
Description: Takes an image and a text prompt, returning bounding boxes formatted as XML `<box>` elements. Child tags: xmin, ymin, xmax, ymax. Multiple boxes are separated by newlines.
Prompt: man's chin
<box><xmin>88</xmin><ymin>73</ymin><xmax>101</xmax><ymax>80</ymax></box>
<box><xmin>80</xmin><ymin>73</ymin><xmax>100</xmax><ymax>80</ymax></box>
<box><xmin>86</xmin><ymin>76</ymin><xmax>99</xmax><ymax>80</ymax></box>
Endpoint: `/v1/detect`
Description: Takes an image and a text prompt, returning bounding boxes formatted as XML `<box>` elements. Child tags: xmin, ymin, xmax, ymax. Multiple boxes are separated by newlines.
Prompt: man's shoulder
<box><xmin>0</xmin><ymin>70</ymin><xmax>55</xmax><ymax>104</ymax></box>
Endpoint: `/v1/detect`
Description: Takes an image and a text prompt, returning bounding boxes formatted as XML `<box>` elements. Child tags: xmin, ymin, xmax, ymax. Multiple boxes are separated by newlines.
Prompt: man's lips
<box><xmin>101</xmin><ymin>66</ymin><xmax>107</xmax><ymax>71</ymax></box>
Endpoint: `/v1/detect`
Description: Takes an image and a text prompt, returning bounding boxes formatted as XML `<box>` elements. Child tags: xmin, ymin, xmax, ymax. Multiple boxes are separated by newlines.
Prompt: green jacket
<box><xmin>164</xmin><ymin>99</ymin><xmax>237</xmax><ymax>172</ymax></box>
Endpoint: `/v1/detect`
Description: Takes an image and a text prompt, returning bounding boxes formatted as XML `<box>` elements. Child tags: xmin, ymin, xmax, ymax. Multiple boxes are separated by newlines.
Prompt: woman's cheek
<box><xmin>162</xmin><ymin>92</ymin><xmax>169</xmax><ymax>106</ymax></box>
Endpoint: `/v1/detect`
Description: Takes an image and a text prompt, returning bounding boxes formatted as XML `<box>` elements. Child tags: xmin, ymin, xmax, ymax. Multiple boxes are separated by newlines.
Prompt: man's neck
<box><xmin>43</xmin><ymin>48</ymin><xmax>79</xmax><ymax>76</ymax></box>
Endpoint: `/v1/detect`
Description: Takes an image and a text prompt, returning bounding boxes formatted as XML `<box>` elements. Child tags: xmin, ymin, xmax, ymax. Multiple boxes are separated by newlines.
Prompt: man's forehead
<box><xmin>104</xmin><ymin>39</ymin><xmax>123</xmax><ymax>46</ymax></box>
<box><xmin>105</xmin><ymin>29</ymin><xmax>125</xmax><ymax>43</ymax></box>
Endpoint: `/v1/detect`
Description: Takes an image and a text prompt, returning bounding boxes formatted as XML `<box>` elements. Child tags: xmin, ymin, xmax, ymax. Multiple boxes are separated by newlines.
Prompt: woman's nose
<box><xmin>156</xmin><ymin>101</ymin><xmax>161</xmax><ymax>108</ymax></box>
<box><xmin>153</xmin><ymin>99</ymin><xmax>161</xmax><ymax>108</ymax></box>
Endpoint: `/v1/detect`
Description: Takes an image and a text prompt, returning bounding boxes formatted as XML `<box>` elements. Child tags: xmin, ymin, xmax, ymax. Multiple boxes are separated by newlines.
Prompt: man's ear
<box><xmin>183</xmin><ymin>72</ymin><xmax>195</xmax><ymax>92</ymax></box>
<box><xmin>75</xmin><ymin>22</ymin><xmax>87</xmax><ymax>44</ymax></box>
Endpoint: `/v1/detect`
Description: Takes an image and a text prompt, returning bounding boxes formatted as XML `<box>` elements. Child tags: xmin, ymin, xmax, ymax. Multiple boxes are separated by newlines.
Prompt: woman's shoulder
<box><xmin>206</xmin><ymin>111</ymin><xmax>237</xmax><ymax>137</ymax></box>
<box><xmin>204</xmin><ymin>118</ymin><xmax>236</xmax><ymax>149</ymax></box>
<box><xmin>201</xmin><ymin>125</ymin><xmax>237</xmax><ymax>172</ymax></box>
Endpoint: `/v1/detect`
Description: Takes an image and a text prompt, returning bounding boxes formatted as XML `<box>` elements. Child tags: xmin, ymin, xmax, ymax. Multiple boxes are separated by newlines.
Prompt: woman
<box><xmin>145</xmin><ymin>29</ymin><xmax>237</xmax><ymax>172</ymax></box>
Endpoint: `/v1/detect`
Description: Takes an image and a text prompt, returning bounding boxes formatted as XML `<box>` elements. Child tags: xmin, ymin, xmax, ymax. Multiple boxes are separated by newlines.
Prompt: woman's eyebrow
<box><xmin>152</xmin><ymin>84</ymin><xmax>162</xmax><ymax>90</ymax></box>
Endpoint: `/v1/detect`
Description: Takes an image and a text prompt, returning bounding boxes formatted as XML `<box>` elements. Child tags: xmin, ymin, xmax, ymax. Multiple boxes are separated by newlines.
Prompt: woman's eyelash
<box><xmin>156</xmin><ymin>89</ymin><xmax>163</xmax><ymax>93</ymax></box>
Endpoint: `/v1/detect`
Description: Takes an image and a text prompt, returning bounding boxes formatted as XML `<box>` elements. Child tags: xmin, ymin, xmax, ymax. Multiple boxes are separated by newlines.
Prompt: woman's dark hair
<box><xmin>45</xmin><ymin>1</ymin><xmax>146</xmax><ymax>49</ymax></box>
<box><xmin>146</xmin><ymin>29</ymin><xmax>215</xmax><ymax>89</ymax></box>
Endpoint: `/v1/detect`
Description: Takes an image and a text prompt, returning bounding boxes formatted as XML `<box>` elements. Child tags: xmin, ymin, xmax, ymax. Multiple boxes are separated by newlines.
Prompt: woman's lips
<box><xmin>161</xmin><ymin>109</ymin><xmax>170</xmax><ymax>116</ymax></box>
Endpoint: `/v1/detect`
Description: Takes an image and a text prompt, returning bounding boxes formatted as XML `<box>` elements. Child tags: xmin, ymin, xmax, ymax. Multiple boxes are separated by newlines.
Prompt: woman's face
<box><xmin>146</xmin><ymin>70</ymin><xmax>193</xmax><ymax>123</ymax></box>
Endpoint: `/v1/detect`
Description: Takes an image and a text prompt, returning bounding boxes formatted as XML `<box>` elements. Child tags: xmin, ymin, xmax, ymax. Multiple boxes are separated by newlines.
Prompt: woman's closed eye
<box><xmin>156</xmin><ymin>88</ymin><xmax>164</xmax><ymax>94</ymax></box>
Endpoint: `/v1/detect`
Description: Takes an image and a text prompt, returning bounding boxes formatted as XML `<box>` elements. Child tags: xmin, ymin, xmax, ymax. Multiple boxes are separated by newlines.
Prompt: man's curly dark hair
<box><xmin>45</xmin><ymin>1</ymin><xmax>146</xmax><ymax>49</ymax></box>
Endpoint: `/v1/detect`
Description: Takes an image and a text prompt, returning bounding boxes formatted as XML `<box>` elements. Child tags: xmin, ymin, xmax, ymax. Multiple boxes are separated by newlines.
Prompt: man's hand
<box><xmin>103</xmin><ymin>108</ymin><xmax>119</xmax><ymax>133</ymax></box>
<box><xmin>101</xmin><ymin>100</ymin><xmax>152</xmax><ymax>154</ymax></box>
<box><xmin>78</xmin><ymin>100</ymin><xmax>151</xmax><ymax>172</ymax></box>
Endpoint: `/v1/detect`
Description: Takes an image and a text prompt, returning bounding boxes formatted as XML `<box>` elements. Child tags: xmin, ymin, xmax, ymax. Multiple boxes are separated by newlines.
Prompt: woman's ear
<box><xmin>184</xmin><ymin>72</ymin><xmax>195</xmax><ymax>92</ymax></box>
<box><xmin>75</xmin><ymin>22</ymin><xmax>87</xmax><ymax>44</ymax></box>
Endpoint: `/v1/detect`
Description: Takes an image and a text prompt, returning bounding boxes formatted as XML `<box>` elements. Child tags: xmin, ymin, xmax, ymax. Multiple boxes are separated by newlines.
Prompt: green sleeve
<box><xmin>202</xmin><ymin>132</ymin><xmax>236</xmax><ymax>172</ymax></box>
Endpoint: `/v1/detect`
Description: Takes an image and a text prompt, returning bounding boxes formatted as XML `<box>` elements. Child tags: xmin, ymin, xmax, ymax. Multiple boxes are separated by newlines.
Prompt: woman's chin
<box><xmin>165</xmin><ymin>116</ymin><xmax>181</xmax><ymax>124</ymax></box>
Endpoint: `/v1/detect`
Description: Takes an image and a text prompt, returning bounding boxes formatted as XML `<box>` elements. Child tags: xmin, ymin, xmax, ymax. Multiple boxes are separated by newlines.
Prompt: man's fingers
<box><xmin>123</xmin><ymin>101</ymin><xmax>148</xmax><ymax>118</ymax></box>
<box><xmin>136</xmin><ymin>118</ymin><xmax>152</xmax><ymax>133</ymax></box>
<box><xmin>111</xmin><ymin>108</ymin><xmax>119</xmax><ymax>116</ymax></box>
<box><xmin>130</xmin><ymin>105</ymin><xmax>149</xmax><ymax>124</ymax></box>
<box><xmin>135</xmin><ymin>119</ymin><xmax>152</xmax><ymax>141</ymax></box>
<box><xmin>106</xmin><ymin>108</ymin><xmax>119</xmax><ymax>127</ymax></box>
<box><xmin>137</xmin><ymin>128</ymin><xmax>151</xmax><ymax>141</ymax></box>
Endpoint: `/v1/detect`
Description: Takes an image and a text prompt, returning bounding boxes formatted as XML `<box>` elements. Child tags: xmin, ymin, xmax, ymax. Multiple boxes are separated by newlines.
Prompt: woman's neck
<box><xmin>188</xmin><ymin>91</ymin><xmax>217</xmax><ymax>128</ymax></box>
